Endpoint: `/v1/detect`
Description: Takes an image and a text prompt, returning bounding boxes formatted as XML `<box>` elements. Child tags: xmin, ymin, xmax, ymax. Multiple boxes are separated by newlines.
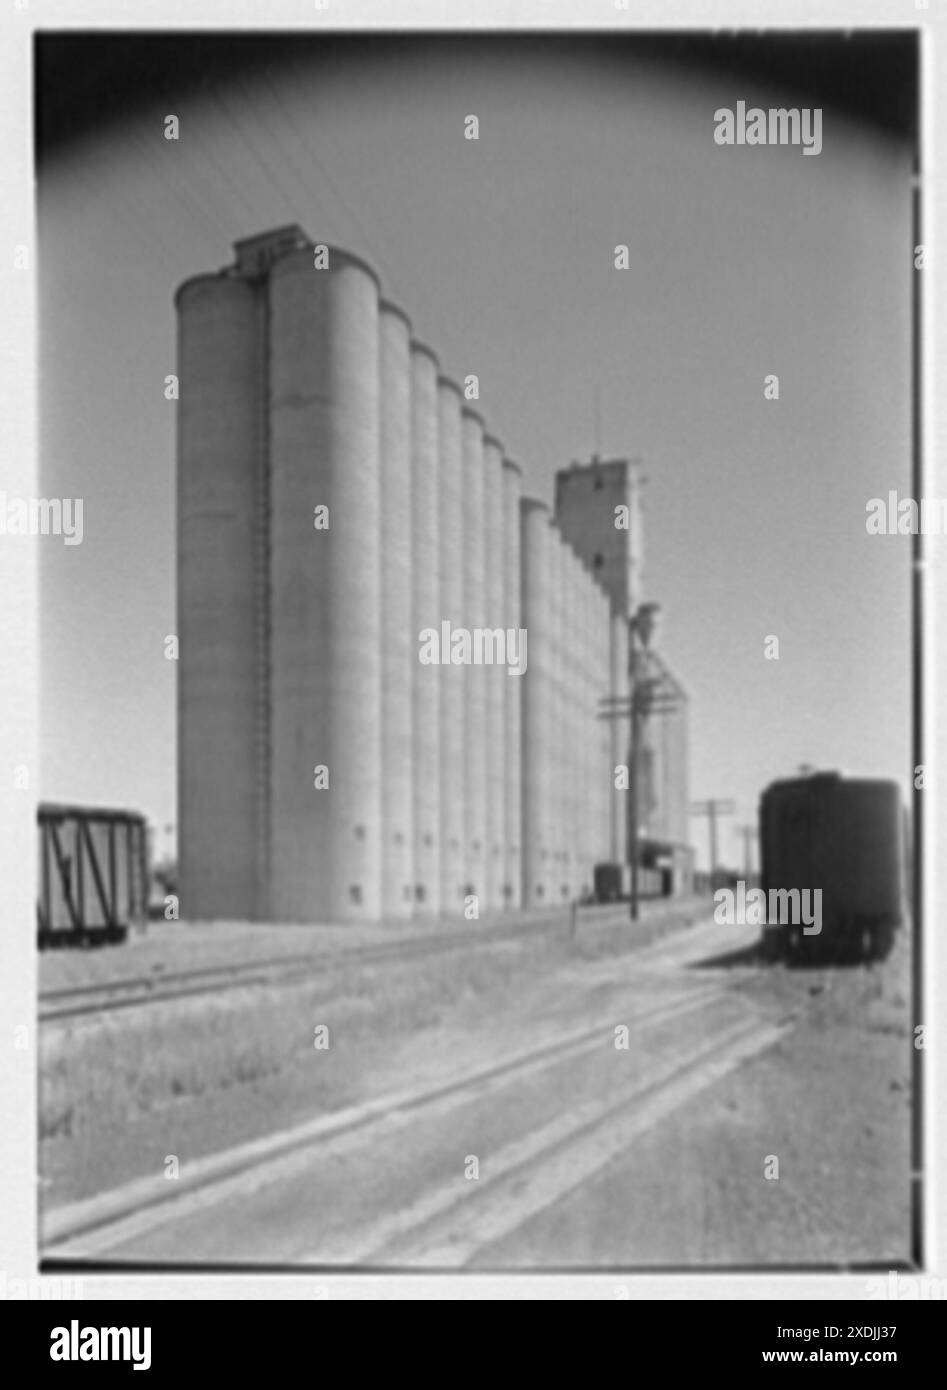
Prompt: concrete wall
<box><xmin>268</xmin><ymin>248</ymin><xmax>382</xmax><ymax>922</ymax></box>
<box><xmin>566</xmin><ymin>549</ymin><xmax>585</xmax><ymax>899</ymax></box>
<box><xmin>593</xmin><ymin>581</ymin><xmax>613</xmax><ymax>884</ymax></box>
<box><xmin>520</xmin><ymin>500</ymin><xmax>553</xmax><ymax>908</ymax></box>
<box><xmin>410</xmin><ymin>342</ymin><xmax>442</xmax><ymax>914</ymax></box>
<box><xmin>379</xmin><ymin>302</ymin><xmax>414</xmax><ymax>917</ymax></box>
<box><xmin>553</xmin><ymin>457</ymin><xmax>644</xmax><ymax>619</ymax></box>
<box><xmin>609</xmin><ymin>612</ymin><xmax>630</xmax><ymax>867</ymax></box>
<box><xmin>551</xmin><ymin>533</ymin><xmax>569</xmax><ymax>905</ymax></box>
<box><xmin>461</xmin><ymin>408</ymin><xmax>487</xmax><ymax>907</ymax></box>
<box><xmin>437</xmin><ymin>378</ymin><xmax>465</xmax><ymax>917</ymax></box>
<box><xmin>502</xmin><ymin>459</ymin><xmax>523</xmax><ymax>909</ymax></box>
<box><xmin>483</xmin><ymin>435</ymin><xmax>506</xmax><ymax>912</ymax></box>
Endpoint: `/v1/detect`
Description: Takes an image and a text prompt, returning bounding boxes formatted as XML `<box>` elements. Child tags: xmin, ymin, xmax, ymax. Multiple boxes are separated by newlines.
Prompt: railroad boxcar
<box><xmin>37</xmin><ymin>803</ymin><xmax>149</xmax><ymax>948</ymax></box>
<box><xmin>759</xmin><ymin>772</ymin><xmax>907</xmax><ymax>963</ymax></box>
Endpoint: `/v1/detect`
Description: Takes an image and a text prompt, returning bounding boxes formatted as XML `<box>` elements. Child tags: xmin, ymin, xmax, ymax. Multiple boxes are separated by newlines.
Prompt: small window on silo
<box><xmin>350</xmin><ymin>884</ymin><xmax>362</xmax><ymax>905</ymax></box>
<box><xmin>594</xmin><ymin>554</ymin><xmax>604</xmax><ymax>569</ymax></box>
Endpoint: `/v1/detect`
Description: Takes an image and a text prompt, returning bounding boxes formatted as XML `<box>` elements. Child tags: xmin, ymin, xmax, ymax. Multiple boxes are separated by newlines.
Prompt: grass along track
<box><xmin>41</xmin><ymin>978</ymin><xmax>733</xmax><ymax>1260</ymax></box>
<box><xmin>39</xmin><ymin>899</ymin><xmax>701</xmax><ymax>1024</ymax></box>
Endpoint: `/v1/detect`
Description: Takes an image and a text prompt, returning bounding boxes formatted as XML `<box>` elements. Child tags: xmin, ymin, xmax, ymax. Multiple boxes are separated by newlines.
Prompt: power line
<box><xmin>208</xmin><ymin>85</ymin><xmax>299</xmax><ymax>223</ymax></box>
<box><xmin>256</xmin><ymin>65</ymin><xmax>402</xmax><ymax>292</ymax></box>
<box><xmin>124</xmin><ymin>119</ymin><xmax>231</xmax><ymax>246</ymax></box>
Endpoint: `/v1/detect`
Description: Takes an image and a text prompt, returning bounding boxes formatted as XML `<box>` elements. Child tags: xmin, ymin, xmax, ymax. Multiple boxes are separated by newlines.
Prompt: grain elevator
<box><xmin>177</xmin><ymin>226</ymin><xmax>689</xmax><ymax>922</ymax></box>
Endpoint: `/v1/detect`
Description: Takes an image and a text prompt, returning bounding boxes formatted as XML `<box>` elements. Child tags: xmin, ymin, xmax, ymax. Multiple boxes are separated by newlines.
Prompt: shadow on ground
<box><xmin>688</xmin><ymin>941</ymin><xmax>888</xmax><ymax>971</ymax></box>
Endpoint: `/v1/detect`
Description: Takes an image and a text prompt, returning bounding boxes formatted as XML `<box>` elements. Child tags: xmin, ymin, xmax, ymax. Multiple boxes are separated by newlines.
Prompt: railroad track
<box><xmin>41</xmin><ymin>977</ymin><xmax>782</xmax><ymax>1264</ymax></box>
<box><xmin>39</xmin><ymin>901</ymin><xmax>697</xmax><ymax>1024</ymax></box>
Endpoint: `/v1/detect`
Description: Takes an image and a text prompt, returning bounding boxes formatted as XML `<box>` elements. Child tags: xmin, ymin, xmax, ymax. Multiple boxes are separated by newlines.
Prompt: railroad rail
<box><xmin>39</xmin><ymin>900</ymin><xmax>701</xmax><ymax>1024</ymax></box>
<box><xmin>41</xmin><ymin>974</ymin><xmax>777</xmax><ymax>1263</ymax></box>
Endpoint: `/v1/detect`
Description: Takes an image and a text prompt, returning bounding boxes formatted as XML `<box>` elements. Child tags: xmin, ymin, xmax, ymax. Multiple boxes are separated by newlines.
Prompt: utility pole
<box><xmin>736</xmin><ymin>823</ymin><xmax>757</xmax><ymax>882</ymax></box>
<box><xmin>599</xmin><ymin>604</ymin><xmax>682</xmax><ymax>922</ymax></box>
<box><xmin>689</xmin><ymin>799</ymin><xmax>735</xmax><ymax>891</ymax></box>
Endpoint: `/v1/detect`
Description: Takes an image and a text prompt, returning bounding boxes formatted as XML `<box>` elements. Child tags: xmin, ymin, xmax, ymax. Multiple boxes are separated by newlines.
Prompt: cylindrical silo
<box><xmin>609</xmin><ymin>608</ymin><xmax>629</xmax><ymax>870</ymax></box>
<box><xmin>438</xmin><ymin>377</ymin><xmax>465</xmax><ymax>916</ymax></box>
<box><xmin>585</xmin><ymin>568</ymin><xmax>603</xmax><ymax>897</ymax></box>
<box><xmin>482</xmin><ymin>434</ymin><xmax>505</xmax><ymax>912</ymax></box>
<box><xmin>268</xmin><ymin>246</ymin><xmax>382</xmax><ymax>922</ymax></box>
<box><xmin>461</xmin><ymin>408</ymin><xmax>487</xmax><ymax>907</ymax></box>
<box><xmin>551</xmin><ymin>536</ymin><xmax>566</xmax><ymax>904</ymax></box>
<box><xmin>379</xmin><ymin>301</ymin><xmax>414</xmax><ymax>919</ymax></box>
<box><xmin>580</xmin><ymin>562</ymin><xmax>600</xmax><ymax>900</ymax></box>
<box><xmin>596</xmin><ymin>583</ymin><xmax>612</xmax><ymax>884</ymax></box>
<box><xmin>502</xmin><ymin>459</ymin><xmax>523</xmax><ymax>911</ymax></box>
<box><xmin>176</xmin><ymin>273</ymin><xmax>264</xmax><ymax>921</ymax></box>
<box><xmin>576</xmin><ymin>566</ymin><xmax>590</xmax><ymax>900</ymax></box>
<box><xmin>410</xmin><ymin>341</ymin><xmax>441</xmax><ymax>915</ymax></box>
<box><xmin>544</xmin><ymin>527</ymin><xmax>558</xmax><ymax>907</ymax></box>
<box><xmin>567</xmin><ymin>550</ymin><xmax>584</xmax><ymax>901</ymax></box>
<box><xmin>520</xmin><ymin>499</ymin><xmax>553</xmax><ymax>908</ymax></box>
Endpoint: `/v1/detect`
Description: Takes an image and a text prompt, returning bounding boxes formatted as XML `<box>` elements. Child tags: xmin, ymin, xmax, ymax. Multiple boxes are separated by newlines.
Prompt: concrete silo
<box><xmin>548</xmin><ymin>530</ymin><xmax>568</xmax><ymax>906</ymax></box>
<box><xmin>410</xmin><ymin>341</ymin><xmax>442</xmax><ymax>915</ymax></box>
<box><xmin>563</xmin><ymin>541</ymin><xmax>580</xmax><ymax>902</ymax></box>
<box><xmin>268</xmin><ymin>247</ymin><xmax>382</xmax><ymax>922</ymax></box>
<box><xmin>379</xmin><ymin>301</ymin><xmax>414</xmax><ymax>918</ymax></box>
<box><xmin>501</xmin><ymin>459</ymin><xmax>523</xmax><ymax>911</ymax></box>
<box><xmin>176</xmin><ymin>272</ymin><xmax>264</xmax><ymax>921</ymax></box>
<box><xmin>520</xmin><ymin>499</ymin><xmax>553</xmax><ymax>908</ymax></box>
<box><xmin>584</xmin><ymin>563</ymin><xmax>610</xmax><ymax>897</ymax></box>
<box><xmin>566</xmin><ymin>550</ymin><xmax>585</xmax><ymax>900</ymax></box>
<box><xmin>437</xmin><ymin>377</ymin><xmax>465</xmax><ymax>916</ymax></box>
<box><xmin>595</xmin><ymin>583</ymin><xmax>613</xmax><ymax>886</ymax></box>
<box><xmin>461</xmin><ymin>408</ymin><xmax>487</xmax><ymax>907</ymax></box>
<box><xmin>572</xmin><ymin>567</ymin><xmax>586</xmax><ymax>900</ymax></box>
<box><xmin>588</xmin><ymin>571</ymin><xmax>608</xmax><ymax>892</ymax></box>
<box><xmin>482</xmin><ymin>435</ymin><xmax>506</xmax><ymax>912</ymax></box>
<box><xmin>609</xmin><ymin>609</ymin><xmax>630</xmax><ymax>868</ymax></box>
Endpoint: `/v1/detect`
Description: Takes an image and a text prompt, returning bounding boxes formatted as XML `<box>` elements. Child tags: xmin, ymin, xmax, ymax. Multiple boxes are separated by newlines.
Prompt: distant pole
<box><xmin>709</xmin><ymin>804</ymin><xmax>719</xmax><ymax>889</ymax></box>
<box><xmin>689</xmin><ymin>799</ymin><xmax>736</xmax><ymax>891</ymax></box>
<box><xmin>737</xmin><ymin>824</ymin><xmax>756</xmax><ymax>881</ymax></box>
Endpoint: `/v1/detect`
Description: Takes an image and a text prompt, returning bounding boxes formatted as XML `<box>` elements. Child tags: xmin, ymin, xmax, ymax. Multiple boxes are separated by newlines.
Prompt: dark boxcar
<box><xmin>759</xmin><ymin>772</ymin><xmax>906</xmax><ymax>963</ymax></box>
<box><xmin>37</xmin><ymin>803</ymin><xmax>149</xmax><ymax>947</ymax></box>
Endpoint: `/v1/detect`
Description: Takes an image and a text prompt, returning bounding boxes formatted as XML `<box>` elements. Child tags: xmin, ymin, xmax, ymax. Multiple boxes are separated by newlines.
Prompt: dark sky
<box><xmin>36</xmin><ymin>30</ymin><xmax>919</xmax><ymax>162</ymax></box>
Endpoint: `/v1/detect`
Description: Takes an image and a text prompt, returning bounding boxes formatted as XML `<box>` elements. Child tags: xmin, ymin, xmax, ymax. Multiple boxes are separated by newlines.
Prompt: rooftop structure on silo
<box><xmin>553</xmin><ymin>455</ymin><xmax>645</xmax><ymax>619</ymax></box>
